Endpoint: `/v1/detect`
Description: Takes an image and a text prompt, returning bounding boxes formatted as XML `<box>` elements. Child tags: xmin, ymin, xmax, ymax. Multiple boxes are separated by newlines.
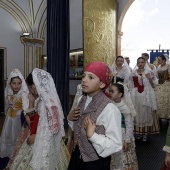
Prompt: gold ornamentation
<box><xmin>83</xmin><ymin>0</ymin><xmax>117</xmax><ymax>67</ymax></box>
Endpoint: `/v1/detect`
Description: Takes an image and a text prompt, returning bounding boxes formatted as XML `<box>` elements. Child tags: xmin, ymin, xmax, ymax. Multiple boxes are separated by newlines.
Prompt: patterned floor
<box><xmin>0</xmin><ymin>115</ymin><xmax>168</xmax><ymax>170</ymax></box>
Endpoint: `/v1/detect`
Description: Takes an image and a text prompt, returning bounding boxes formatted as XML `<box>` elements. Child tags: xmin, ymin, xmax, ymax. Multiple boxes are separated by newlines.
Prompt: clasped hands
<box><xmin>67</xmin><ymin>108</ymin><xmax>96</xmax><ymax>138</ymax></box>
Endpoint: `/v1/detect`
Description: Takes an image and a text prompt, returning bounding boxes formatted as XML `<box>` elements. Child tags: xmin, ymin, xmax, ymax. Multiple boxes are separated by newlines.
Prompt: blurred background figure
<box><xmin>124</xmin><ymin>57</ymin><xmax>132</xmax><ymax>72</ymax></box>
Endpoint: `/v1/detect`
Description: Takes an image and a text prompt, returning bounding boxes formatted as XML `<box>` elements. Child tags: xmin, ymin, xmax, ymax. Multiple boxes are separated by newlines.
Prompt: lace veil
<box><xmin>5</xmin><ymin>69</ymin><xmax>29</xmax><ymax>113</ymax></box>
<box><xmin>110</xmin><ymin>56</ymin><xmax>131</xmax><ymax>75</ymax></box>
<box><xmin>132</xmin><ymin>60</ymin><xmax>158</xmax><ymax>86</ymax></box>
<box><xmin>110</xmin><ymin>57</ymin><xmax>136</xmax><ymax>117</ymax></box>
<box><xmin>164</xmin><ymin>54</ymin><xmax>170</xmax><ymax>65</ymax></box>
<box><xmin>30</xmin><ymin>68</ymin><xmax>65</xmax><ymax>170</ymax></box>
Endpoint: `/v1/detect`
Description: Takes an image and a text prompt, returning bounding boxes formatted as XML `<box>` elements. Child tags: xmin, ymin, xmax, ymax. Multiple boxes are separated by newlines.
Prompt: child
<box><xmin>0</xmin><ymin>69</ymin><xmax>29</xmax><ymax>169</ymax></box>
<box><xmin>129</xmin><ymin>57</ymin><xmax>159</xmax><ymax>142</ymax></box>
<box><xmin>8</xmin><ymin>68</ymin><xmax>70</xmax><ymax>170</ymax></box>
<box><xmin>67</xmin><ymin>61</ymin><xmax>122</xmax><ymax>170</ymax></box>
<box><xmin>109</xmin><ymin>83</ymin><xmax>138</xmax><ymax>170</ymax></box>
<box><xmin>110</xmin><ymin>56</ymin><xmax>137</xmax><ymax>118</ymax></box>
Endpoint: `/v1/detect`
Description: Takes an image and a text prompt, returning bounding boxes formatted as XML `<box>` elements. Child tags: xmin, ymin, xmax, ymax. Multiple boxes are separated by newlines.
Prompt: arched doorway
<box><xmin>117</xmin><ymin>0</ymin><xmax>135</xmax><ymax>56</ymax></box>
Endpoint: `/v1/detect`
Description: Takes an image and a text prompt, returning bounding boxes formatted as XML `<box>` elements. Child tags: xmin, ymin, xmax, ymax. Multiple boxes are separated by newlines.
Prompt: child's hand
<box><xmin>25</xmin><ymin>114</ymin><xmax>30</xmax><ymax>129</ymax></box>
<box><xmin>165</xmin><ymin>152</ymin><xmax>170</xmax><ymax>167</ymax></box>
<box><xmin>84</xmin><ymin>115</ymin><xmax>96</xmax><ymax>138</ymax></box>
<box><xmin>123</xmin><ymin>142</ymin><xmax>129</xmax><ymax>152</ymax></box>
<box><xmin>67</xmin><ymin>108</ymin><xmax>80</xmax><ymax>121</ymax></box>
<box><xmin>27</xmin><ymin>134</ymin><xmax>36</xmax><ymax>145</ymax></box>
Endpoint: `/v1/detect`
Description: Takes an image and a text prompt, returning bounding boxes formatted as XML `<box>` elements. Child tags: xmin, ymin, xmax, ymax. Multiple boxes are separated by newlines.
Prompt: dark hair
<box><xmin>116</xmin><ymin>56</ymin><xmax>124</xmax><ymax>61</ymax></box>
<box><xmin>137</xmin><ymin>57</ymin><xmax>145</xmax><ymax>62</ymax></box>
<box><xmin>10</xmin><ymin>76</ymin><xmax>21</xmax><ymax>83</ymax></box>
<box><xmin>111</xmin><ymin>83</ymin><xmax>124</xmax><ymax>97</ymax></box>
<box><xmin>142</xmin><ymin>53</ymin><xmax>149</xmax><ymax>58</ymax></box>
<box><xmin>159</xmin><ymin>55</ymin><xmax>166</xmax><ymax>62</ymax></box>
<box><xmin>26</xmin><ymin>72</ymin><xmax>34</xmax><ymax>86</ymax></box>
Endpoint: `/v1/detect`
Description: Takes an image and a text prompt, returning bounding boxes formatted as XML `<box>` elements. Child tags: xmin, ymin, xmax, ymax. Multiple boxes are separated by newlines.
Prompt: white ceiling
<box><xmin>0</xmin><ymin>0</ymin><xmax>47</xmax><ymax>38</ymax></box>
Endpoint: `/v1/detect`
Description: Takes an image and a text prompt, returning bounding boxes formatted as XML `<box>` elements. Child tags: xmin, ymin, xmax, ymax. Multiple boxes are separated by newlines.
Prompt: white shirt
<box><xmin>113</xmin><ymin>99</ymin><xmax>134</xmax><ymax>143</ymax></box>
<box><xmin>68</xmin><ymin>95</ymin><xmax>122</xmax><ymax>158</ymax></box>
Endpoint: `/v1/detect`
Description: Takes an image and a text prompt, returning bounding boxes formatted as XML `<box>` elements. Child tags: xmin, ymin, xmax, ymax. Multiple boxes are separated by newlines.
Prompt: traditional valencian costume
<box><xmin>110</xmin><ymin>57</ymin><xmax>137</xmax><ymax>118</ymax></box>
<box><xmin>129</xmin><ymin>63</ymin><xmax>159</xmax><ymax>138</ymax></box>
<box><xmin>0</xmin><ymin>69</ymin><xmax>29</xmax><ymax>168</ymax></box>
<box><xmin>155</xmin><ymin>54</ymin><xmax>170</xmax><ymax>119</ymax></box>
<box><xmin>8</xmin><ymin>68</ymin><xmax>70</xmax><ymax>170</ymax></box>
<box><xmin>68</xmin><ymin>61</ymin><xmax>122</xmax><ymax>170</ymax></box>
<box><xmin>110</xmin><ymin>98</ymin><xmax>138</xmax><ymax>170</ymax></box>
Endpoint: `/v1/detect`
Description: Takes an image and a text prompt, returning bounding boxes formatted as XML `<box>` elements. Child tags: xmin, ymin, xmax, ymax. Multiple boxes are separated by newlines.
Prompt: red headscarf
<box><xmin>84</xmin><ymin>61</ymin><xmax>112</xmax><ymax>89</ymax></box>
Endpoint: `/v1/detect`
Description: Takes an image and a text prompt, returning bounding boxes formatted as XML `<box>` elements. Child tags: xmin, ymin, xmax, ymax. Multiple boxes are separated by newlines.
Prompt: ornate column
<box><xmin>83</xmin><ymin>0</ymin><xmax>117</xmax><ymax>67</ymax></box>
<box><xmin>21</xmin><ymin>37</ymin><xmax>44</xmax><ymax>77</ymax></box>
<box><xmin>117</xmin><ymin>31</ymin><xmax>123</xmax><ymax>56</ymax></box>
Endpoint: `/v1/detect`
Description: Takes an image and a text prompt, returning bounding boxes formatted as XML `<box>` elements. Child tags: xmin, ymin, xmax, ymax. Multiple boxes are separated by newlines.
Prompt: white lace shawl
<box><xmin>122</xmin><ymin>84</ymin><xmax>137</xmax><ymax>117</ymax></box>
<box><xmin>129</xmin><ymin>69</ymin><xmax>157</xmax><ymax>110</ymax></box>
<box><xmin>30</xmin><ymin>68</ymin><xmax>65</xmax><ymax>170</ymax></box>
<box><xmin>110</xmin><ymin>59</ymin><xmax>136</xmax><ymax>117</ymax></box>
<box><xmin>71</xmin><ymin>84</ymin><xmax>83</xmax><ymax>110</ymax></box>
<box><xmin>157</xmin><ymin>63</ymin><xmax>170</xmax><ymax>74</ymax></box>
<box><xmin>5</xmin><ymin>69</ymin><xmax>29</xmax><ymax>114</ymax></box>
<box><xmin>110</xmin><ymin>59</ymin><xmax>131</xmax><ymax>84</ymax></box>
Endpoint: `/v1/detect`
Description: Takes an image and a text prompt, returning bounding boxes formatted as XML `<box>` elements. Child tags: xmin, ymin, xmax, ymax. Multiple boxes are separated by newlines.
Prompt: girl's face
<box><xmin>116</xmin><ymin>57</ymin><xmax>124</xmax><ymax>67</ymax></box>
<box><xmin>137</xmin><ymin>59</ymin><xmax>145</xmax><ymax>69</ymax></box>
<box><xmin>28</xmin><ymin>84</ymin><xmax>38</xmax><ymax>97</ymax></box>
<box><xmin>109</xmin><ymin>85</ymin><xmax>122</xmax><ymax>102</ymax></box>
<box><xmin>10</xmin><ymin>78</ymin><xmax>22</xmax><ymax>94</ymax></box>
<box><xmin>157</xmin><ymin>57</ymin><xmax>165</xmax><ymax>65</ymax></box>
<box><xmin>82</xmin><ymin>71</ymin><xmax>105</xmax><ymax>97</ymax></box>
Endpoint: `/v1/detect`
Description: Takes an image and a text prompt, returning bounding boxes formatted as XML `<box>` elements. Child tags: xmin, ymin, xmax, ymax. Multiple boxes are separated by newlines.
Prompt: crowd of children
<box><xmin>0</xmin><ymin>53</ymin><xmax>170</xmax><ymax>170</ymax></box>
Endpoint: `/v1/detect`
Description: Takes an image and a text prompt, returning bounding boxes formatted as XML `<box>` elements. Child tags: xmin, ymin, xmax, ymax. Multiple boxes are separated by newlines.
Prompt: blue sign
<box><xmin>150</xmin><ymin>50</ymin><xmax>169</xmax><ymax>64</ymax></box>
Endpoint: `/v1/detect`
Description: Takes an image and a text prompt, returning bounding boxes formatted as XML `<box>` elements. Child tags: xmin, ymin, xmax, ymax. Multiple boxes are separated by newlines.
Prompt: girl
<box><xmin>67</xmin><ymin>61</ymin><xmax>122</xmax><ymax>170</ymax></box>
<box><xmin>155</xmin><ymin>54</ymin><xmax>170</xmax><ymax>119</ymax></box>
<box><xmin>111</xmin><ymin>56</ymin><xmax>131</xmax><ymax>84</ymax></box>
<box><xmin>129</xmin><ymin>57</ymin><xmax>159</xmax><ymax>142</ymax></box>
<box><xmin>8</xmin><ymin>68</ymin><xmax>70</xmax><ymax>170</ymax></box>
<box><xmin>109</xmin><ymin>83</ymin><xmax>138</xmax><ymax>170</ymax></box>
<box><xmin>111</xmin><ymin>56</ymin><xmax>137</xmax><ymax>118</ymax></box>
<box><xmin>0</xmin><ymin>69</ymin><xmax>29</xmax><ymax>169</ymax></box>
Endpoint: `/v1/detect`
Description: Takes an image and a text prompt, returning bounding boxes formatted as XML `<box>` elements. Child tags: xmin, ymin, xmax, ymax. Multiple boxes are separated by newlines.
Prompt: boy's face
<box><xmin>82</xmin><ymin>71</ymin><xmax>105</xmax><ymax>97</ymax></box>
<box><xmin>109</xmin><ymin>85</ymin><xmax>121</xmax><ymax>101</ymax></box>
<box><xmin>28</xmin><ymin>84</ymin><xmax>38</xmax><ymax>97</ymax></box>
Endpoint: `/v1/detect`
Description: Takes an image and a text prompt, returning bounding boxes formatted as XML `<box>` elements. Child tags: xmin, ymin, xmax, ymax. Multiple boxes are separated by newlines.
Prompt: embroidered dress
<box><xmin>155</xmin><ymin>64</ymin><xmax>170</xmax><ymax>118</ymax></box>
<box><xmin>129</xmin><ymin>70</ymin><xmax>159</xmax><ymax>135</ymax></box>
<box><xmin>0</xmin><ymin>69</ymin><xmax>29</xmax><ymax>169</ymax></box>
<box><xmin>8</xmin><ymin>69</ymin><xmax>69</xmax><ymax>170</ymax></box>
<box><xmin>110</xmin><ymin>99</ymin><xmax>138</xmax><ymax>170</ymax></box>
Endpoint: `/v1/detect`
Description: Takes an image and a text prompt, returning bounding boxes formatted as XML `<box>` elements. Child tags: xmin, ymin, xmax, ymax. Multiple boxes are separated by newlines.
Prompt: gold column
<box><xmin>83</xmin><ymin>0</ymin><xmax>117</xmax><ymax>67</ymax></box>
<box><xmin>21</xmin><ymin>37</ymin><xmax>44</xmax><ymax>77</ymax></box>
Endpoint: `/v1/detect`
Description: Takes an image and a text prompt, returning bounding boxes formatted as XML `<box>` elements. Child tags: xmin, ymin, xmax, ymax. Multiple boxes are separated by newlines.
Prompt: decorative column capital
<box><xmin>20</xmin><ymin>37</ymin><xmax>44</xmax><ymax>46</ymax></box>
